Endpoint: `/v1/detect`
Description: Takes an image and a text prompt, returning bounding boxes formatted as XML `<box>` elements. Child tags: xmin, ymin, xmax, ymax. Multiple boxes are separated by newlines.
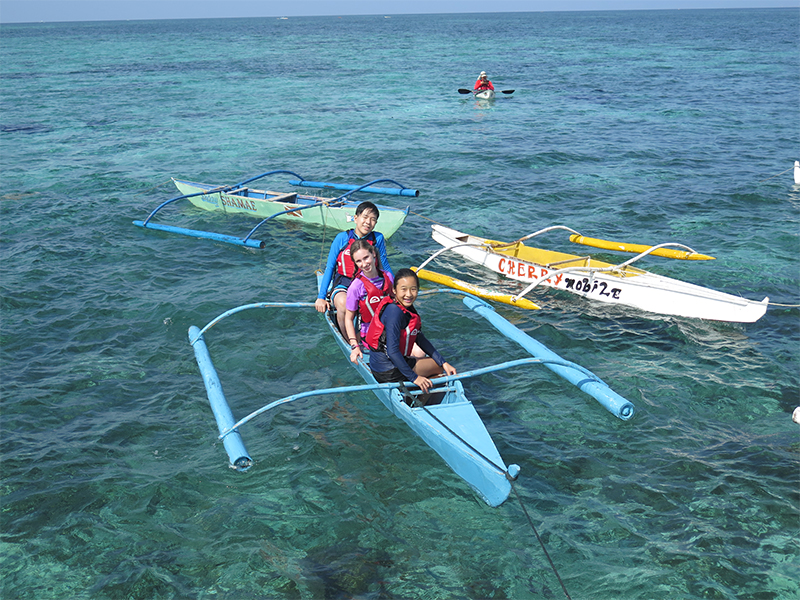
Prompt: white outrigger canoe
<box><xmin>134</xmin><ymin>169</ymin><xmax>414</xmax><ymax>248</ymax></box>
<box><xmin>427</xmin><ymin>224</ymin><xmax>769</xmax><ymax>323</ymax></box>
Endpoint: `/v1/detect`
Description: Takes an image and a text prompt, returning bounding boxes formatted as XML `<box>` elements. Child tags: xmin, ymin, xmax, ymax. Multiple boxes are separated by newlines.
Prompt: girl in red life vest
<box><xmin>344</xmin><ymin>240</ymin><xmax>394</xmax><ymax>362</ymax></box>
<box><xmin>364</xmin><ymin>268</ymin><xmax>456</xmax><ymax>394</ymax></box>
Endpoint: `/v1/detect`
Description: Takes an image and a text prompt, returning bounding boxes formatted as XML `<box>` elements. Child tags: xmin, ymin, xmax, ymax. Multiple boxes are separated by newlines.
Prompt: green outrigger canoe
<box><xmin>134</xmin><ymin>169</ymin><xmax>415</xmax><ymax>248</ymax></box>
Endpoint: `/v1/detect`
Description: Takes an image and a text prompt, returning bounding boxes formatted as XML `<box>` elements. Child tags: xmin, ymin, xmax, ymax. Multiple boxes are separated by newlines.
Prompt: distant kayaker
<box><xmin>315</xmin><ymin>201</ymin><xmax>392</xmax><ymax>335</ymax></box>
<box><xmin>364</xmin><ymin>268</ymin><xmax>456</xmax><ymax>398</ymax></box>
<box><xmin>474</xmin><ymin>71</ymin><xmax>494</xmax><ymax>91</ymax></box>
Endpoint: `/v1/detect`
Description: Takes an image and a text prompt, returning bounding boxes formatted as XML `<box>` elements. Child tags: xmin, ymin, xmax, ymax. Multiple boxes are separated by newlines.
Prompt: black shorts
<box><xmin>371</xmin><ymin>356</ymin><xmax>417</xmax><ymax>383</ymax></box>
<box><xmin>331</xmin><ymin>273</ymin><xmax>353</xmax><ymax>298</ymax></box>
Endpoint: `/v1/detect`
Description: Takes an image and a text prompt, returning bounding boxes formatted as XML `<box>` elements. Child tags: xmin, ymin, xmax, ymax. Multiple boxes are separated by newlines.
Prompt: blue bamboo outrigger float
<box><xmin>134</xmin><ymin>169</ymin><xmax>416</xmax><ymax>248</ymax></box>
<box><xmin>187</xmin><ymin>274</ymin><xmax>635</xmax><ymax>507</ymax></box>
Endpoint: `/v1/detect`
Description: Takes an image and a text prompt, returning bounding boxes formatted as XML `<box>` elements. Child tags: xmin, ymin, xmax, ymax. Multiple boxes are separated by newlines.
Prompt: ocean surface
<box><xmin>1</xmin><ymin>8</ymin><xmax>798</xmax><ymax>599</ymax></box>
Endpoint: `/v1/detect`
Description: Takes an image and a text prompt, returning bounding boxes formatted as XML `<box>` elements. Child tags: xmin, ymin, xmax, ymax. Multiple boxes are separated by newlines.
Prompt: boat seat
<box><xmin>267</xmin><ymin>192</ymin><xmax>298</xmax><ymax>203</ymax></box>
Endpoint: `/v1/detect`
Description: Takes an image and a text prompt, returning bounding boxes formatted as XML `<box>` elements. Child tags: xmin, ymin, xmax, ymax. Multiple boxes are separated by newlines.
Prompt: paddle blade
<box><xmin>501</xmin><ymin>89</ymin><xmax>515</xmax><ymax>94</ymax></box>
<box><xmin>458</xmin><ymin>88</ymin><xmax>473</xmax><ymax>94</ymax></box>
<box><xmin>569</xmin><ymin>234</ymin><xmax>715</xmax><ymax>261</ymax></box>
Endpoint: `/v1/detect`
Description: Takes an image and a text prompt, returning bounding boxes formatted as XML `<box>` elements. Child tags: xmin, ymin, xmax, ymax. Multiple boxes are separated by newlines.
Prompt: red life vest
<box><xmin>356</xmin><ymin>270</ymin><xmax>393</xmax><ymax>324</ymax></box>
<box><xmin>336</xmin><ymin>231</ymin><xmax>376</xmax><ymax>278</ymax></box>
<box><xmin>365</xmin><ymin>297</ymin><xmax>421</xmax><ymax>356</ymax></box>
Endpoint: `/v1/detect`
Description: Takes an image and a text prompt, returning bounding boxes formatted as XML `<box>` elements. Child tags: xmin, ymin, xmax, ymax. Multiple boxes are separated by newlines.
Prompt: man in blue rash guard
<box><xmin>315</xmin><ymin>201</ymin><xmax>392</xmax><ymax>334</ymax></box>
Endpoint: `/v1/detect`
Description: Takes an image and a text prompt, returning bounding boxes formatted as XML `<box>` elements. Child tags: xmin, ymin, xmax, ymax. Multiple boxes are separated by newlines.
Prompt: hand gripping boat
<box><xmin>428</xmin><ymin>224</ymin><xmax>769</xmax><ymax>323</ymax></box>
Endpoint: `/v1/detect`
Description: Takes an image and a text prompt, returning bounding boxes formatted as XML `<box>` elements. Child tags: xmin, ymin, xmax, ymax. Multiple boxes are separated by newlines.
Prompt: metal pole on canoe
<box><xmin>288</xmin><ymin>178</ymin><xmax>420</xmax><ymax>197</ymax></box>
<box><xmin>462</xmin><ymin>295</ymin><xmax>635</xmax><ymax>420</ymax></box>
<box><xmin>137</xmin><ymin>187</ymin><xmax>227</xmax><ymax>227</ymax></box>
<box><xmin>240</xmin><ymin>200</ymin><xmax>336</xmax><ymax>244</ymax></box>
<box><xmin>230</xmin><ymin>169</ymin><xmax>306</xmax><ymax>189</ymax></box>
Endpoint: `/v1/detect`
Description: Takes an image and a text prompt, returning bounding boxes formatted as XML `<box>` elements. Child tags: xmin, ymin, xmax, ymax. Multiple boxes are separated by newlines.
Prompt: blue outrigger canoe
<box><xmin>187</xmin><ymin>275</ymin><xmax>635</xmax><ymax>507</ymax></box>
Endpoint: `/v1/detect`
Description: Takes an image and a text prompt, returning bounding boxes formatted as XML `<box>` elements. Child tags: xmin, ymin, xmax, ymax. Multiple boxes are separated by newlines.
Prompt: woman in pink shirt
<box><xmin>344</xmin><ymin>240</ymin><xmax>394</xmax><ymax>362</ymax></box>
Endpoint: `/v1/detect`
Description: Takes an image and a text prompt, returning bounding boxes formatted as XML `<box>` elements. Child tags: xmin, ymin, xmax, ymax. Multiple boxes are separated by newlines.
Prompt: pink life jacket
<box><xmin>356</xmin><ymin>270</ymin><xmax>393</xmax><ymax>324</ymax></box>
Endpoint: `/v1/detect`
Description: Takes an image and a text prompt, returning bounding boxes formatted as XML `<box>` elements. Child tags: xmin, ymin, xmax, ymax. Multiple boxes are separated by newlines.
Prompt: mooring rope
<box><xmin>759</xmin><ymin>166</ymin><xmax>794</xmax><ymax>183</ymax></box>
<box><xmin>420</xmin><ymin>403</ymin><xmax>572</xmax><ymax>599</ymax></box>
<box><xmin>318</xmin><ymin>207</ymin><xmax>330</xmax><ymax>272</ymax></box>
<box><xmin>419</xmin><ymin>403</ymin><xmax>507</xmax><ymax>476</ymax></box>
<box><xmin>409</xmin><ymin>209</ymin><xmax>448</xmax><ymax>226</ymax></box>
<box><xmin>142</xmin><ymin>179</ymin><xmax>173</xmax><ymax>195</ymax></box>
<box><xmin>767</xmin><ymin>301</ymin><xmax>800</xmax><ymax>308</ymax></box>
<box><xmin>508</xmin><ymin>478</ymin><xmax>572</xmax><ymax>600</ymax></box>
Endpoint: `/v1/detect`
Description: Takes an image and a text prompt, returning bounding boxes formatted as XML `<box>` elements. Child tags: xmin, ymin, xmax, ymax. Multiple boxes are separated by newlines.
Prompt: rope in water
<box><xmin>409</xmin><ymin>209</ymin><xmax>448</xmax><ymax>226</ymax></box>
<box><xmin>420</xmin><ymin>403</ymin><xmax>572</xmax><ymax>600</ymax></box>
<box><xmin>759</xmin><ymin>166</ymin><xmax>794</xmax><ymax>182</ymax></box>
<box><xmin>508</xmin><ymin>478</ymin><xmax>572</xmax><ymax>600</ymax></box>
<box><xmin>142</xmin><ymin>179</ymin><xmax>173</xmax><ymax>195</ymax></box>
<box><xmin>318</xmin><ymin>210</ymin><xmax>329</xmax><ymax>273</ymax></box>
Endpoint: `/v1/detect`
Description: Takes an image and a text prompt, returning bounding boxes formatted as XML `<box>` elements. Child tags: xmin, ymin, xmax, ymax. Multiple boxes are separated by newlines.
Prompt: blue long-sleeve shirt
<box><xmin>368</xmin><ymin>303</ymin><xmax>445</xmax><ymax>382</ymax></box>
<box><xmin>317</xmin><ymin>230</ymin><xmax>392</xmax><ymax>299</ymax></box>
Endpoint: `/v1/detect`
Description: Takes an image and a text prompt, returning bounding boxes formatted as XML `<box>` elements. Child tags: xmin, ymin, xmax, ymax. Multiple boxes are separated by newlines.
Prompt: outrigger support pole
<box><xmin>217</xmin><ymin>356</ymin><xmax>590</xmax><ymax>440</ymax></box>
<box><xmin>463</xmin><ymin>295</ymin><xmax>635</xmax><ymax>420</ymax></box>
<box><xmin>288</xmin><ymin>178</ymin><xmax>420</xmax><ymax>197</ymax></box>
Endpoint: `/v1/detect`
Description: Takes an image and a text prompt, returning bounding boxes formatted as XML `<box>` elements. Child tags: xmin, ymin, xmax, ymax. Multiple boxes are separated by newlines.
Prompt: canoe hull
<box><xmin>474</xmin><ymin>89</ymin><xmax>496</xmax><ymax>100</ymax></box>
<box><xmin>174</xmin><ymin>179</ymin><xmax>409</xmax><ymax>239</ymax></box>
<box><xmin>432</xmin><ymin>224</ymin><xmax>768</xmax><ymax>323</ymax></box>
<box><xmin>319</xmin><ymin>273</ymin><xmax>512</xmax><ymax>507</ymax></box>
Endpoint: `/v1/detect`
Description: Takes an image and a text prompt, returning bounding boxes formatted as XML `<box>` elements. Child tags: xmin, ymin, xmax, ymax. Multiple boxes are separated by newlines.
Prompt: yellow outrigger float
<box><xmin>412</xmin><ymin>268</ymin><xmax>541</xmax><ymax>311</ymax></box>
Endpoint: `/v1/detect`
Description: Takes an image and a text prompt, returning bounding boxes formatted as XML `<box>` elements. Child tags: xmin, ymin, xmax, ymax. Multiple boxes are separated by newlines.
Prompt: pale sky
<box><xmin>0</xmin><ymin>0</ymin><xmax>795</xmax><ymax>24</ymax></box>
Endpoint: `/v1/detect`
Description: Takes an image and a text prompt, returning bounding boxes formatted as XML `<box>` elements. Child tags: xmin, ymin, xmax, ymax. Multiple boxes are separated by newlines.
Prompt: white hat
<box><xmin>480</xmin><ymin>71</ymin><xmax>487</xmax><ymax>77</ymax></box>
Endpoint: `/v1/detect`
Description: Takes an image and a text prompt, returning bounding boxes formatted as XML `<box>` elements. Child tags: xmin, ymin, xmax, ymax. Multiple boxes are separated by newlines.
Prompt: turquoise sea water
<box><xmin>1</xmin><ymin>8</ymin><xmax>798</xmax><ymax>599</ymax></box>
